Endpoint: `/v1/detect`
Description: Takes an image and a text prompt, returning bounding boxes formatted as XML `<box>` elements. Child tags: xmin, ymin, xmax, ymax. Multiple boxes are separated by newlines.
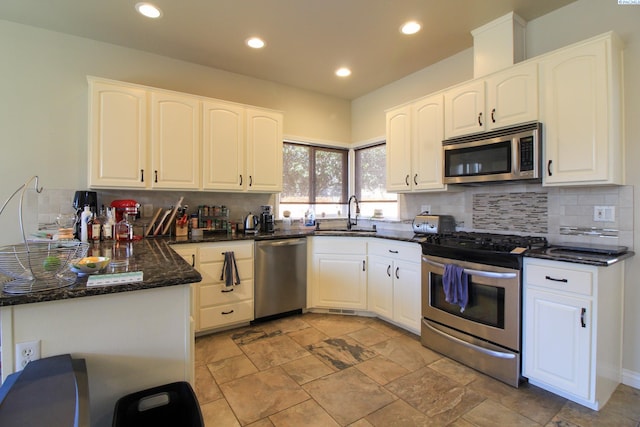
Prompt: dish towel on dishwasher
<box><xmin>221</xmin><ymin>251</ymin><xmax>241</xmax><ymax>286</ymax></box>
<box><xmin>443</xmin><ymin>264</ymin><xmax>469</xmax><ymax>312</ymax></box>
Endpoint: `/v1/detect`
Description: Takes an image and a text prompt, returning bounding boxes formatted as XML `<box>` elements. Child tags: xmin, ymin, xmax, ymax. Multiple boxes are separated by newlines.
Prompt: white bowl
<box><xmin>70</xmin><ymin>256</ymin><xmax>110</xmax><ymax>275</ymax></box>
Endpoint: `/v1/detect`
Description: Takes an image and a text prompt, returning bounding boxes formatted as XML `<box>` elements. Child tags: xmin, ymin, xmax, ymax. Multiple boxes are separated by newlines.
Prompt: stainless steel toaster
<box><xmin>412</xmin><ymin>214</ymin><xmax>456</xmax><ymax>234</ymax></box>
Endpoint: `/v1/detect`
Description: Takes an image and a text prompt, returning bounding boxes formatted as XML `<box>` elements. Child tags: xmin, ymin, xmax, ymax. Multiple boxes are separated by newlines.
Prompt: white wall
<box><xmin>351</xmin><ymin>0</ymin><xmax>640</xmax><ymax>384</ymax></box>
<box><xmin>0</xmin><ymin>19</ymin><xmax>351</xmax><ymax>245</ymax></box>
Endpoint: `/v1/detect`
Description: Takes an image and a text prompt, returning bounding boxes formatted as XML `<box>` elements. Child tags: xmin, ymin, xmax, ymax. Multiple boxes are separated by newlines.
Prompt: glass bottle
<box><xmin>115</xmin><ymin>213</ymin><xmax>133</xmax><ymax>242</ymax></box>
<box><xmin>102</xmin><ymin>207</ymin><xmax>114</xmax><ymax>241</ymax></box>
<box><xmin>91</xmin><ymin>209</ymin><xmax>102</xmax><ymax>241</ymax></box>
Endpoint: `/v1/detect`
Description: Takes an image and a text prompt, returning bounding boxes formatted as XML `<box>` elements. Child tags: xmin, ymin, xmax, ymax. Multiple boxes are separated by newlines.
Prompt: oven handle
<box><xmin>422</xmin><ymin>257</ymin><xmax>517</xmax><ymax>279</ymax></box>
<box><xmin>423</xmin><ymin>320</ymin><xmax>516</xmax><ymax>360</ymax></box>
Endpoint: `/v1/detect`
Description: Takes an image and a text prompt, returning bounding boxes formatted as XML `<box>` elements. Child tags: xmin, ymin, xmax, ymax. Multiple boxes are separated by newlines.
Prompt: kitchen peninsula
<box><xmin>0</xmin><ymin>239</ymin><xmax>201</xmax><ymax>427</ymax></box>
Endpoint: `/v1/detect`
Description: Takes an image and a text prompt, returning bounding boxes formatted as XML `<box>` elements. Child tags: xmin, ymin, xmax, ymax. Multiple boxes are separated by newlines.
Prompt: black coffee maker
<box><xmin>260</xmin><ymin>205</ymin><xmax>274</xmax><ymax>233</ymax></box>
<box><xmin>72</xmin><ymin>191</ymin><xmax>97</xmax><ymax>239</ymax></box>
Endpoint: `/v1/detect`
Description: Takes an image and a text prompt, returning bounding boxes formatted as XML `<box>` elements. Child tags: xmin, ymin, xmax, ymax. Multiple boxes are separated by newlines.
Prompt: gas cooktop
<box><xmin>419</xmin><ymin>232</ymin><xmax>548</xmax><ymax>269</ymax></box>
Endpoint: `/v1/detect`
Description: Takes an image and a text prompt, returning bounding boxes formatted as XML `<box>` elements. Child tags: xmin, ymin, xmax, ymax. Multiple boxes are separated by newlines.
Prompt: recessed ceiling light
<box><xmin>135</xmin><ymin>3</ymin><xmax>162</xmax><ymax>19</ymax></box>
<box><xmin>246</xmin><ymin>37</ymin><xmax>266</xmax><ymax>49</ymax></box>
<box><xmin>400</xmin><ymin>21</ymin><xmax>421</xmax><ymax>35</ymax></box>
<box><xmin>335</xmin><ymin>67</ymin><xmax>351</xmax><ymax>77</ymax></box>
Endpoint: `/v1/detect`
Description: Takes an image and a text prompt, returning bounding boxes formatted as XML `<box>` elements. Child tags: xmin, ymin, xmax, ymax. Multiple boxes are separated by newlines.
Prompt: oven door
<box><xmin>421</xmin><ymin>255</ymin><xmax>521</xmax><ymax>351</ymax></box>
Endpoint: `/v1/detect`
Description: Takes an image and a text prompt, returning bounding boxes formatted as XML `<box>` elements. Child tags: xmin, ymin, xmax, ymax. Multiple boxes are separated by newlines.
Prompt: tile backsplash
<box><xmin>404</xmin><ymin>183</ymin><xmax>634</xmax><ymax>248</ymax></box>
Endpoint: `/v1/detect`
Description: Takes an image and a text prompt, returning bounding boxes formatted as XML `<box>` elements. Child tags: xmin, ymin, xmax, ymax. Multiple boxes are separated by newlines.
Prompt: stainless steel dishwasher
<box><xmin>254</xmin><ymin>238</ymin><xmax>307</xmax><ymax>321</ymax></box>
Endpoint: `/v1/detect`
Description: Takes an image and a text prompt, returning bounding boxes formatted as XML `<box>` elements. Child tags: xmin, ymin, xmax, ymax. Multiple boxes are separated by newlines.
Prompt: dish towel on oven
<box><xmin>221</xmin><ymin>251</ymin><xmax>241</xmax><ymax>286</ymax></box>
<box><xmin>443</xmin><ymin>264</ymin><xmax>469</xmax><ymax>312</ymax></box>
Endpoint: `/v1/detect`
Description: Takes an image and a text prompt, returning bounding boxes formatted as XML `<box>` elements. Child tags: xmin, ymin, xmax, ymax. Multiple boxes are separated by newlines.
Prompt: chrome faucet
<box><xmin>347</xmin><ymin>195</ymin><xmax>360</xmax><ymax>230</ymax></box>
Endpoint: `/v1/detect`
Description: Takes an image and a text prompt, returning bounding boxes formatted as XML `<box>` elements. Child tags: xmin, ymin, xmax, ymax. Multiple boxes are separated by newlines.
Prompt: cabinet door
<box><xmin>540</xmin><ymin>37</ymin><xmax>617</xmax><ymax>185</ymax></box>
<box><xmin>150</xmin><ymin>92</ymin><xmax>201</xmax><ymax>189</ymax></box>
<box><xmin>444</xmin><ymin>80</ymin><xmax>485</xmax><ymax>138</ymax></box>
<box><xmin>367</xmin><ymin>255</ymin><xmax>393</xmax><ymax>319</ymax></box>
<box><xmin>392</xmin><ymin>260</ymin><xmax>421</xmax><ymax>333</ymax></box>
<box><xmin>202</xmin><ymin>100</ymin><xmax>245</xmax><ymax>191</ymax></box>
<box><xmin>313</xmin><ymin>254</ymin><xmax>367</xmax><ymax>310</ymax></box>
<box><xmin>523</xmin><ymin>287</ymin><xmax>592</xmax><ymax>399</ymax></box>
<box><xmin>486</xmin><ymin>62</ymin><xmax>538</xmax><ymax>130</ymax></box>
<box><xmin>412</xmin><ymin>94</ymin><xmax>446</xmax><ymax>191</ymax></box>
<box><xmin>385</xmin><ymin>105</ymin><xmax>412</xmax><ymax>192</ymax></box>
<box><xmin>245</xmin><ymin>108</ymin><xmax>283</xmax><ymax>192</ymax></box>
<box><xmin>88</xmin><ymin>80</ymin><xmax>147</xmax><ymax>188</ymax></box>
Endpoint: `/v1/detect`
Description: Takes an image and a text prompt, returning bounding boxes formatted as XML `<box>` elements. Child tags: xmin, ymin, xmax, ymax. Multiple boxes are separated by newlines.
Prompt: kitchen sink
<box><xmin>313</xmin><ymin>228</ymin><xmax>377</xmax><ymax>236</ymax></box>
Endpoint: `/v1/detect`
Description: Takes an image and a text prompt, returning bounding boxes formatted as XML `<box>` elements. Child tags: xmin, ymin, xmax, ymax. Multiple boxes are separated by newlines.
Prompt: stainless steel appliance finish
<box><xmin>412</xmin><ymin>214</ymin><xmax>455</xmax><ymax>235</ymax></box>
<box><xmin>422</xmin><ymin>255</ymin><xmax>521</xmax><ymax>387</ymax></box>
<box><xmin>254</xmin><ymin>238</ymin><xmax>307</xmax><ymax>321</ymax></box>
<box><xmin>443</xmin><ymin>122</ymin><xmax>542</xmax><ymax>184</ymax></box>
<box><xmin>244</xmin><ymin>212</ymin><xmax>259</xmax><ymax>234</ymax></box>
<box><xmin>418</xmin><ymin>231</ymin><xmax>547</xmax><ymax>387</ymax></box>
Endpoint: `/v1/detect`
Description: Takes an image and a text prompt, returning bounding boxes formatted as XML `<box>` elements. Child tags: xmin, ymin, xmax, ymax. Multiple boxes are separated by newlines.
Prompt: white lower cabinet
<box><xmin>308</xmin><ymin>237</ymin><xmax>367</xmax><ymax>310</ymax></box>
<box><xmin>367</xmin><ymin>240</ymin><xmax>421</xmax><ymax>333</ymax></box>
<box><xmin>172</xmin><ymin>241</ymin><xmax>254</xmax><ymax>333</ymax></box>
<box><xmin>523</xmin><ymin>258</ymin><xmax>624</xmax><ymax>410</ymax></box>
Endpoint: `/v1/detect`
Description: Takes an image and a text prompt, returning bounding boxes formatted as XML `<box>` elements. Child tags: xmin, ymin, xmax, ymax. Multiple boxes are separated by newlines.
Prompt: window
<box><xmin>281</xmin><ymin>142</ymin><xmax>348</xmax><ymax>219</ymax></box>
<box><xmin>354</xmin><ymin>143</ymin><xmax>397</xmax><ymax>218</ymax></box>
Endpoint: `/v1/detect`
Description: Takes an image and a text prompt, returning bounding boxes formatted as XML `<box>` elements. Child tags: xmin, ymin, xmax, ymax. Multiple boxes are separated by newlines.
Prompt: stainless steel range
<box><xmin>415</xmin><ymin>222</ymin><xmax>547</xmax><ymax>387</ymax></box>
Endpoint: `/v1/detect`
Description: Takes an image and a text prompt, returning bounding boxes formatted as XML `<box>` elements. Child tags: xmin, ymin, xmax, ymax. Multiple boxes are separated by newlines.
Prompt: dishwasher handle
<box><xmin>258</xmin><ymin>238</ymin><xmax>306</xmax><ymax>247</ymax></box>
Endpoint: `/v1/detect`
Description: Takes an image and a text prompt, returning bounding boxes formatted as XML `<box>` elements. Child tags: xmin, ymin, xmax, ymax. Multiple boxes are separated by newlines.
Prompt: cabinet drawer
<box><xmin>199</xmin><ymin>259</ymin><xmax>253</xmax><ymax>283</ymax></box>
<box><xmin>311</xmin><ymin>236</ymin><xmax>367</xmax><ymax>254</ymax></box>
<box><xmin>526</xmin><ymin>264</ymin><xmax>593</xmax><ymax>296</ymax></box>
<box><xmin>199</xmin><ymin>300</ymin><xmax>253</xmax><ymax>330</ymax></box>
<box><xmin>200</xmin><ymin>280</ymin><xmax>253</xmax><ymax>306</ymax></box>
<box><xmin>368</xmin><ymin>240</ymin><xmax>420</xmax><ymax>260</ymax></box>
<box><xmin>199</xmin><ymin>241</ymin><xmax>253</xmax><ymax>262</ymax></box>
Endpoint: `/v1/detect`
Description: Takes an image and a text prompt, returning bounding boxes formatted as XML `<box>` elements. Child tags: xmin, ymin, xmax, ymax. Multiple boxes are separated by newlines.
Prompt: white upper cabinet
<box><xmin>385</xmin><ymin>105</ymin><xmax>412</xmax><ymax>191</ymax></box>
<box><xmin>88</xmin><ymin>79</ymin><xmax>148</xmax><ymax>189</ymax></box>
<box><xmin>202</xmin><ymin>100</ymin><xmax>245</xmax><ymax>191</ymax></box>
<box><xmin>413</xmin><ymin>95</ymin><xmax>446</xmax><ymax>191</ymax></box>
<box><xmin>245</xmin><ymin>108</ymin><xmax>284</xmax><ymax>192</ymax></box>
<box><xmin>150</xmin><ymin>91</ymin><xmax>201</xmax><ymax>189</ymax></box>
<box><xmin>445</xmin><ymin>80</ymin><xmax>486</xmax><ymax>138</ymax></box>
<box><xmin>540</xmin><ymin>32</ymin><xmax>623</xmax><ymax>186</ymax></box>
<box><xmin>88</xmin><ymin>77</ymin><xmax>283</xmax><ymax>192</ymax></box>
<box><xmin>444</xmin><ymin>62</ymin><xmax>537</xmax><ymax>139</ymax></box>
<box><xmin>386</xmin><ymin>94</ymin><xmax>446</xmax><ymax>193</ymax></box>
<box><xmin>486</xmin><ymin>62</ymin><xmax>538</xmax><ymax>129</ymax></box>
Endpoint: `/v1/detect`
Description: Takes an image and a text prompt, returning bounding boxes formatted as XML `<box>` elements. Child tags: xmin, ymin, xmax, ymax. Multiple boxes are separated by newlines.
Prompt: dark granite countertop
<box><xmin>0</xmin><ymin>229</ymin><xmax>420</xmax><ymax>308</ymax></box>
<box><xmin>169</xmin><ymin>228</ymin><xmax>420</xmax><ymax>244</ymax></box>
<box><xmin>525</xmin><ymin>247</ymin><xmax>635</xmax><ymax>267</ymax></box>
<box><xmin>0</xmin><ymin>239</ymin><xmax>202</xmax><ymax>307</ymax></box>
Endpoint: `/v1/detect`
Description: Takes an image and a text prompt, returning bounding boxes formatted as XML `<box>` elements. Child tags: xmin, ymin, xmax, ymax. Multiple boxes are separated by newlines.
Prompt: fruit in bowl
<box><xmin>71</xmin><ymin>256</ymin><xmax>110</xmax><ymax>275</ymax></box>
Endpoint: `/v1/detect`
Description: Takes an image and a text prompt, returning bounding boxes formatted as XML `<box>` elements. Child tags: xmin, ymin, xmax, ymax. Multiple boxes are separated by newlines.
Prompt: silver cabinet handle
<box><xmin>423</xmin><ymin>257</ymin><xmax>517</xmax><ymax>279</ymax></box>
<box><xmin>423</xmin><ymin>320</ymin><xmax>515</xmax><ymax>359</ymax></box>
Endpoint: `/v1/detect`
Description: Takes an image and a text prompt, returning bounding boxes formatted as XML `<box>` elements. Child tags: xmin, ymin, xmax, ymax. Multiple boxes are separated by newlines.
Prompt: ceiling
<box><xmin>0</xmin><ymin>0</ymin><xmax>576</xmax><ymax>100</ymax></box>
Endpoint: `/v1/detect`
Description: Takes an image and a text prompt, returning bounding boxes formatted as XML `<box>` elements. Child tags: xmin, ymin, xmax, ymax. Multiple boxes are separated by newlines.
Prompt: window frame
<box><xmin>281</xmin><ymin>141</ymin><xmax>349</xmax><ymax>205</ymax></box>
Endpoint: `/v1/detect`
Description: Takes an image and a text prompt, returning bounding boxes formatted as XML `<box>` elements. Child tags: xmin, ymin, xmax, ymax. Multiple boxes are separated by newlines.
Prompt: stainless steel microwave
<box><xmin>443</xmin><ymin>122</ymin><xmax>542</xmax><ymax>184</ymax></box>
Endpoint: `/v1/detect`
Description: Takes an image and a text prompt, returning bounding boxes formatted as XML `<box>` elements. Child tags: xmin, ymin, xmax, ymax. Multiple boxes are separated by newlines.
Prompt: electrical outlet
<box><xmin>594</xmin><ymin>206</ymin><xmax>615</xmax><ymax>222</ymax></box>
<box><xmin>15</xmin><ymin>340</ymin><xmax>41</xmax><ymax>370</ymax></box>
<box><xmin>421</xmin><ymin>205</ymin><xmax>431</xmax><ymax>214</ymax></box>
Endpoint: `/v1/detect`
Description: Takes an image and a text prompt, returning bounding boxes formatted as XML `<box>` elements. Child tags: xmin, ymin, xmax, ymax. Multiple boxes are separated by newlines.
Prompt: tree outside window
<box><xmin>355</xmin><ymin>143</ymin><xmax>397</xmax><ymax>218</ymax></box>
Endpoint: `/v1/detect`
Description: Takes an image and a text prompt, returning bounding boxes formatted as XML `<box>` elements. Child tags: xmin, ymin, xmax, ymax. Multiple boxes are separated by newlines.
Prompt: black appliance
<box><xmin>418</xmin><ymin>231</ymin><xmax>547</xmax><ymax>387</ymax></box>
<box><xmin>260</xmin><ymin>205</ymin><xmax>274</xmax><ymax>233</ymax></box>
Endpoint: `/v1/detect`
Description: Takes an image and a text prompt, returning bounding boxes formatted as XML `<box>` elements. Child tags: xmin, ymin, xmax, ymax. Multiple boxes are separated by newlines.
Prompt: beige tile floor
<box><xmin>194</xmin><ymin>313</ymin><xmax>640</xmax><ymax>426</ymax></box>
